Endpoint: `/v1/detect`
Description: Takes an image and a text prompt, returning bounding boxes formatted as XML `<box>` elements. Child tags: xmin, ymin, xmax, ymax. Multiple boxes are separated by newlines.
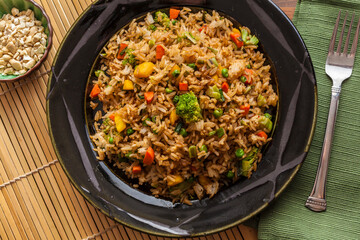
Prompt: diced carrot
<box><xmin>156</xmin><ymin>45</ymin><xmax>165</xmax><ymax>60</ymax></box>
<box><xmin>221</xmin><ymin>82</ymin><xmax>229</xmax><ymax>93</ymax></box>
<box><xmin>240</xmin><ymin>103</ymin><xmax>250</xmax><ymax>115</ymax></box>
<box><xmin>132</xmin><ymin>165</ymin><xmax>141</xmax><ymax>174</ymax></box>
<box><xmin>143</xmin><ymin>147</ymin><xmax>155</xmax><ymax>165</ymax></box>
<box><xmin>230</xmin><ymin>32</ymin><xmax>244</xmax><ymax>48</ymax></box>
<box><xmin>169</xmin><ymin>8</ymin><xmax>180</xmax><ymax>19</ymax></box>
<box><xmin>109</xmin><ymin>114</ymin><xmax>115</xmax><ymax>121</ymax></box>
<box><xmin>199</xmin><ymin>25</ymin><xmax>207</xmax><ymax>32</ymax></box>
<box><xmin>116</xmin><ymin>43</ymin><xmax>128</xmax><ymax>60</ymax></box>
<box><xmin>256</xmin><ymin>131</ymin><xmax>268</xmax><ymax>140</ymax></box>
<box><xmin>179</xmin><ymin>82</ymin><xmax>188</xmax><ymax>91</ymax></box>
<box><xmin>90</xmin><ymin>84</ymin><xmax>101</xmax><ymax>98</ymax></box>
<box><xmin>144</xmin><ymin>91</ymin><xmax>154</xmax><ymax>104</ymax></box>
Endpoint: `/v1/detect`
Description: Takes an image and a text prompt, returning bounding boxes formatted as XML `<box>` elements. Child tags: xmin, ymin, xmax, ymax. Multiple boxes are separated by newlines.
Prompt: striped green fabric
<box><xmin>258</xmin><ymin>0</ymin><xmax>360</xmax><ymax>239</ymax></box>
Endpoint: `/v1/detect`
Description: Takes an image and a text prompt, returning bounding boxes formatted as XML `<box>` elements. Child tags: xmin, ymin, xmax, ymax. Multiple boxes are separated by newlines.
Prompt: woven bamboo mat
<box><xmin>0</xmin><ymin>0</ymin><xmax>294</xmax><ymax>239</ymax></box>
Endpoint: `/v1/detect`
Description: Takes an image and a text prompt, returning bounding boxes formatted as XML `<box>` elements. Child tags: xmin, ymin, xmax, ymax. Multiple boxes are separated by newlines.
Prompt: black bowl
<box><xmin>47</xmin><ymin>0</ymin><xmax>317</xmax><ymax>237</ymax></box>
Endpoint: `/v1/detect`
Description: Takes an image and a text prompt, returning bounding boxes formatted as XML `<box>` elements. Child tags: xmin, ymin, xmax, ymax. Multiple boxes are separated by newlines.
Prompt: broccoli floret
<box><xmin>154</xmin><ymin>11</ymin><xmax>170</xmax><ymax>28</ymax></box>
<box><xmin>176</xmin><ymin>92</ymin><xmax>203</xmax><ymax>123</ymax></box>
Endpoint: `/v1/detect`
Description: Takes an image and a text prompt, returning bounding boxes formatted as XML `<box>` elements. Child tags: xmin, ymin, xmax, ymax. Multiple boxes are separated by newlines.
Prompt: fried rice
<box><xmin>89</xmin><ymin>7</ymin><xmax>278</xmax><ymax>204</ymax></box>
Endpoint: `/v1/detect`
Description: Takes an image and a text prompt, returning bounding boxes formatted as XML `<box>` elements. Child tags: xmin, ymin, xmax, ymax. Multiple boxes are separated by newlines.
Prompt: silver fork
<box><xmin>306</xmin><ymin>11</ymin><xmax>360</xmax><ymax>212</ymax></box>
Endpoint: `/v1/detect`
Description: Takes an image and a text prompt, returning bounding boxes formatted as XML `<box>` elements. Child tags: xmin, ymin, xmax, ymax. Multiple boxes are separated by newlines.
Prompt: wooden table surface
<box><xmin>0</xmin><ymin>1</ymin><xmax>296</xmax><ymax>240</ymax></box>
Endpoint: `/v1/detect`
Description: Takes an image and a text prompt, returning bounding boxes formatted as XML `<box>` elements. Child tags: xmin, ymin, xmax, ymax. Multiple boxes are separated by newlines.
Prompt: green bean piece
<box><xmin>209</xmin><ymin>130</ymin><xmax>216</xmax><ymax>136</ymax></box>
<box><xmin>221</xmin><ymin>68</ymin><xmax>229</xmax><ymax>78</ymax></box>
<box><xmin>126</xmin><ymin>128</ymin><xmax>135</xmax><ymax>136</ymax></box>
<box><xmin>219</xmin><ymin>89</ymin><xmax>225</xmax><ymax>102</ymax></box>
<box><xmin>216</xmin><ymin>128</ymin><xmax>225</xmax><ymax>138</ymax></box>
<box><xmin>226</xmin><ymin>171</ymin><xmax>235</xmax><ymax>178</ymax></box>
<box><xmin>189</xmin><ymin>145</ymin><xmax>197</xmax><ymax>158</ymax></box>
<box><xmin>210</xmin><ymin>57</ymin><xmax>218</xmax><ymax>67</ymax></box>
<box><xmin>213</xmin><ymin>109</ymin><xmax>223</xmax><ymax>119</ymax></box>
<box><xmin>165</xmin><ymin>88</ymin><xmax>173</xmax><ymax>94</ymax></box>
<box><xmin>175</xmin><ymin>122</ymin><xmax>183</xmax><ymax>133</ymax></box>
<box><xmin>199</xmin><ymin>145</ymin><xmax>208</xmax><ymax>153</ymax></box>
<box><xmin>235</xmin><ymin>148</ymin><xmax>245</xmax><ymax>158</ymax></box>
<box><xmin>173</xmin><ymin>95</ymin><xmax>179</xmax><ymax>103</ymax></box>
<box><xmin>179</xmin><ymin>128</ymin><xmax>188</xmax><ymax>137</ymax></box>
<box><xmin>138</xmin><ymin>94</ymin><xmax>145</xmax><ymax>99</ymax></box>
<box><xmin>187</xmin><ymin>63</ymin><xmax>197</xmax><ymax>70</ymax></box>
<box><xmin>246</xmin><ymin>64</ymin><xmax>251</xmax><ymax>69</ymax></box>
<box><xmin>108</xmin><ymin>137</ymin><xmax>114</xmax><ymax>144</ymax></box>
<box><xmin>151</xmin><ymin>116</ymin><xmax>157</xmax><ymax>122</ymax></box>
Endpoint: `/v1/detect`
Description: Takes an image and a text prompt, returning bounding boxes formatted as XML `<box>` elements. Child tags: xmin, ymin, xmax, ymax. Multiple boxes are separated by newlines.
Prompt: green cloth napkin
<box><xmin>258</xmin><ymin>0</ymin><xmax>360</xmax><ymax>239</ymax></box>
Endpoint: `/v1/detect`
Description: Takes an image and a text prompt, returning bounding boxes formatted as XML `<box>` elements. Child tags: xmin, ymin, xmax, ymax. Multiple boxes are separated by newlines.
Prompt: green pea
<box><xmin>165</xmin><ymin>88</ymin><xmax>173</xmax><ymax>94</ymax></box>
<box><xmin>179</xmin><ymin>128</ymin><xmax>188</xmax><ymax>137</ymax></box>
<box><xmin>235</xmin><ymin>148</ymin><xmax>245</xmax><ymax>158</ymax></box>
<box><xmin>226</xmin><ymin>171</ymin><xmax>235</xmax><ymax>178</ymax></box>
<box><xmin>172</xmin><ymin>69</ymin><xmax>180</xmax><ymax>78</ymax></box>
<box><xmin>213</xmin><ymin>109</ymin><xmax>223</xmax><ymax>119</ymax></box>
<box><xmin>221</xmin><ymin>68</ymin><xmax>229</xmax><ymax>78</ymax></box>
<box><xmin>172</xmin><ymin>20</ymin><xmax>177</xmax><ymax>25</ymax></box>
<box><xmin>200</xmin><ymin>145</ymin><xmax>208</xmax><ymax>153</ymax></box>
<box><xmin>240</xmin><ymin>76</ymin><xmax>247</xmax><ymax>83</ymax></box>
<box><xmin>216</xmin><ymin>128</ymin><xmax>225</xmax><ymax>138</ymax></box>
<box><xmin>108</xmin><ymin>137</ymin><xmax>114</xmax><ymax>144</ymax></box>
<box><xmin>126</xmin><ymin>128</ymin><xmax>135</xmax><ymax>136</ymax></box>
<box><xmin>149</xmin><ymin>39</ymin><xmax>155</xmax><ymax>48</ymax></box>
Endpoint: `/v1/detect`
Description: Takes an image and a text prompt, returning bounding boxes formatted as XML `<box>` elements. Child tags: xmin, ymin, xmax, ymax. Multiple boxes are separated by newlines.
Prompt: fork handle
<box><xmin>305</xmin><ymin>85</ymin><xmax>341</xmax><ymax>212</ymax></box>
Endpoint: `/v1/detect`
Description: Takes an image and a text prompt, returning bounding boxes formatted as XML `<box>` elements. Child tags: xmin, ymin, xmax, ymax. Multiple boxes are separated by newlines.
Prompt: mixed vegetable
<box><xmin>89</xmin><ymin>8</ymin><xmax>277</xmax><ymax>202</ymax></box>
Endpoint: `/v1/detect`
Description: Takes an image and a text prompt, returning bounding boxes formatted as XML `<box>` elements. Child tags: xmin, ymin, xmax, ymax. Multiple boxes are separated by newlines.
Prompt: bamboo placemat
<box><xmin>0</xmin><ymin>0</ymin><xmax>293</xmax><ymax>239</ymax></box>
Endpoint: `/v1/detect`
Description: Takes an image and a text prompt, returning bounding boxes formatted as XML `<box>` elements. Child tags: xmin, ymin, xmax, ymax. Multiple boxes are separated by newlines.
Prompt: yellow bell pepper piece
<box><xmin>167</xmin><ymin>175</ymin><xmax>184</xmax><ymax>186</ymax></box>
<box><xmin>168</xmin><ymin>64</ymin><xmax>180</xmax><ymax>78</ymax></box>
<box><xmin>212</xmin><ymin>74</ymin><xmax>219</xmax><ymax>82</ymax></box>
<box><xmin>134</xmin><ymin>62</ymin><xmax>155</xmax><ymax>78</ymax></box>
<box><xmin>170</xmin><ymin>109</ymin><xmax>179</xmax><ymax>125</ymax></box>
<box><xmin>232</xmin><ymin>28</ymin><xmax>240</xmax><ymax>34</ymax></box>
<box><xmin>123</xmin><ymin>80</ymin><xmax>134</xmax><ymax>90</ymax></box>
<box><xmin>114</xmin><ymin>115</ymin><xmax>126</xmax><ymax>132</ymax></box>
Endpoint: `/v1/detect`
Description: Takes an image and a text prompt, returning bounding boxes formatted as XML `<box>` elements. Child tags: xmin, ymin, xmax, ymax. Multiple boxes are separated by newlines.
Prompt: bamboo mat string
<box><xmin>82</xmin><ymin>224</ymin><xmax>119</xmax><ymax>240</ymax></box>
<box><xmin>0</xmin><ymin>159</ymin><xmax>58</xmax><ymax>189</ymax></box>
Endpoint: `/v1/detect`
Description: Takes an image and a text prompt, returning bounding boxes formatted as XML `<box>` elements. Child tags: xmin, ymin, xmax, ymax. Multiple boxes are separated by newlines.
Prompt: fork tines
<box><xmin>329</xmin><ymin>11</ymin><xmax>360</xmax><ymax>57</ymax></box>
